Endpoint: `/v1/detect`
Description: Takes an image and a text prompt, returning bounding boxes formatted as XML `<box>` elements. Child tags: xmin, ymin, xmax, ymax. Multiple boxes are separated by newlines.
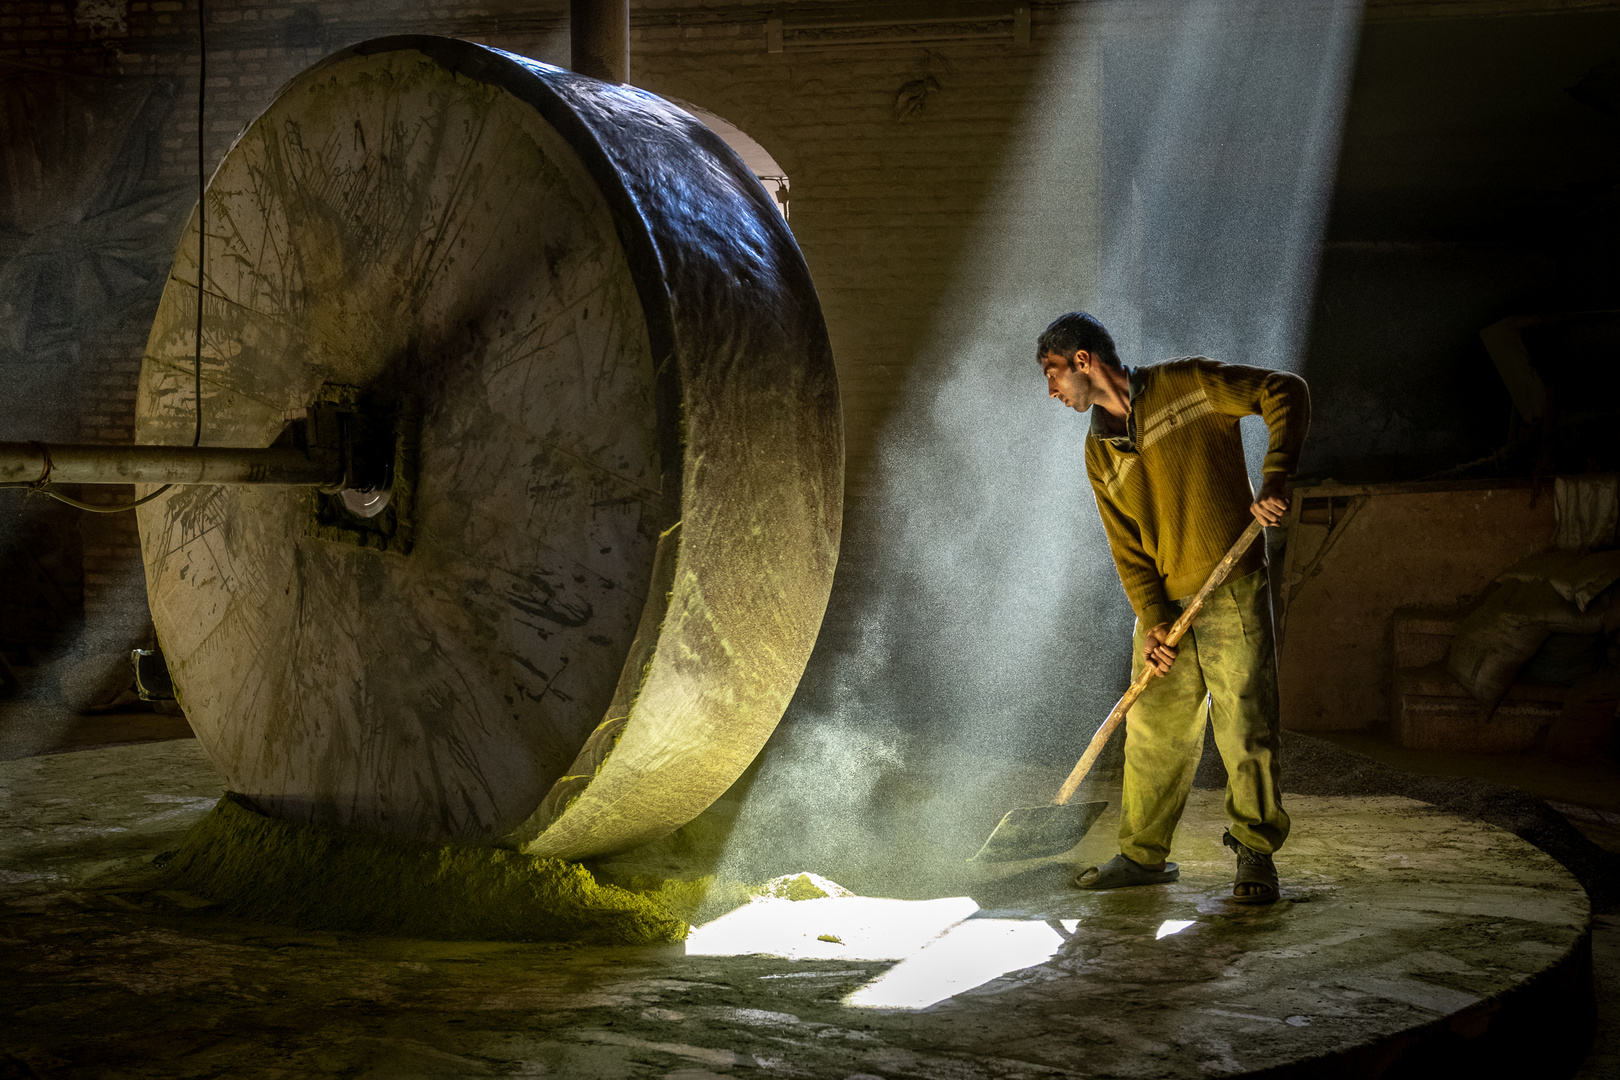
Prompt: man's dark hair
<box><xmin>1036</xmin><ymin>312</ymin><xmax>1122</xmax><ymax>369</ymax></box>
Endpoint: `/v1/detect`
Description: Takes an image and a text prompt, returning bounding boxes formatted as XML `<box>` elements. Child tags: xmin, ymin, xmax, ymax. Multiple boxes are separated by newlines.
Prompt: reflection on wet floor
<box><xmin>847</xmin><ymin>916</ymin><xmax>1074</xmax><ymax>1010</ymax></box>
<box><xmin>687</xmin><ymin>894</ymin><xmax>979</xmax><ymax>962</ymax></box>
<box><xmin>687</xmin><ymin>889</ymin><xmax>1089</xmax><ymax>1010</ymax></box>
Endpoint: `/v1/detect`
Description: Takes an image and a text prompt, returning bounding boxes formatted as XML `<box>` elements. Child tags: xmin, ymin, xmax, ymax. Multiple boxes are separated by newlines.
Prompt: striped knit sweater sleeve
<box><xmin>1086</xmin><ymin>358</ymin><xmax>1310</xmax><ymax>632</ymax></box>
<box><xmin>1087</xmin><ymin>465</ymin><xmax>1170</xmax><ymax>628</ymax></box>
<box><xmin>1194</xmin><ymin>359</ymin><xmax>1310</xmax><ymax>480</ymax></box>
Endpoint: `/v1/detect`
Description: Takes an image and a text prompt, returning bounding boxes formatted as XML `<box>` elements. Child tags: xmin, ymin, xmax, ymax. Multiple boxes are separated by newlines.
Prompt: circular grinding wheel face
<box><xmin>137</xmin><ymin>48</ymin><xmax>665</xmax><ymax>842</ymax></box>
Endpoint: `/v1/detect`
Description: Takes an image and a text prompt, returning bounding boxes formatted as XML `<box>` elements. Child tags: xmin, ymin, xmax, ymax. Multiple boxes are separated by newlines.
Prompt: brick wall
<box><xmin>627</xmin><ymin>16</ymin><xmax>1050</xmax><ymax>502</ymax></box>
<box><xmin>4</xmin><ymin>0</ymin><xmax>1058</xmax><ymax>486</ymax></box>
<box><xmin>0</xmin><ymin>0</ymin><xmax>1065</xmax><ymax>710</ymax></box>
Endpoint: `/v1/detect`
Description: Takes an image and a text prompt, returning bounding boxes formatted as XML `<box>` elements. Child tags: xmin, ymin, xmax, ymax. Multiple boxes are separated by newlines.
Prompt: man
<box><xmin>1037</xmin><ymin>311</ymin><xmax>1308</xmax><ymax>904</ymax></box>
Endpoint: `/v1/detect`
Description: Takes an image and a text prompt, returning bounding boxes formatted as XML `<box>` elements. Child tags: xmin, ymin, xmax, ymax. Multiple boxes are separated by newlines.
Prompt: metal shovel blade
<box><xmin>969</xmin><ymin>801</ymin><xmax>1109</xmax><ymax>863</ymax></box>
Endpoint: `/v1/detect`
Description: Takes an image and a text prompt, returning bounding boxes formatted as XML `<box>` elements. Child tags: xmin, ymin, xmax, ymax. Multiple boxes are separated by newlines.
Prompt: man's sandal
<box><xmin>1223</xmin><ymin>829</ymin><xmax>1279</xmax><ymax>905</ymax></box>
<box><xmin>1073</xmin><ymin>853</ymin><xmax>1180</xmax><ymax>890</ymax></box>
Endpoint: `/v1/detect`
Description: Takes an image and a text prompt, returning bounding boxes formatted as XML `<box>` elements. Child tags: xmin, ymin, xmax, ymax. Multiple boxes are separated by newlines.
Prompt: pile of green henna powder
<box><xmin>159</xmin><ymin>792</ymin><xmax>691</xmax><ymax>946</ymax></box>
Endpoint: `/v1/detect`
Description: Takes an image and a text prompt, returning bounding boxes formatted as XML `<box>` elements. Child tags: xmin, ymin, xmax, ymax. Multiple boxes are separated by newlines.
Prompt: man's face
<box><xmin>1040</xmin><ymin>350</ymin><xmax>1101</xmax><ymax>413</ymax></box>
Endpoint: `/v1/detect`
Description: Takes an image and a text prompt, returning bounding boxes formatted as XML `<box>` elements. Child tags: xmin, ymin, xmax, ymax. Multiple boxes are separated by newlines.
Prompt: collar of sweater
<box><xmin>1087</xmin><ymin>365</ymin><xmax>1148</xmax><ymax>451</ymax></box>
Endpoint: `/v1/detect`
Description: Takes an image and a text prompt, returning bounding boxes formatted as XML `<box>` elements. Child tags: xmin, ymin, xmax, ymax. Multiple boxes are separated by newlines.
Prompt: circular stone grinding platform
<box><xmin>0</xmin><ymin>743</ymin><xmax>1595</xmax><ymax>1079</ymax></box>
<box><xmin>133</xmin><ymin>38</ymin><xmax>841</xmax><ymax>857</ymax></box>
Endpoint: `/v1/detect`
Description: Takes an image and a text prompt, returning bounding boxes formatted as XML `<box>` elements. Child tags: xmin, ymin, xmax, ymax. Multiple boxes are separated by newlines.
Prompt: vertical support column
<box><xmin>571</xmin><ymin>0</ymin><xmax>629</xmax><ymax>84</ymax></box>
<box><xmin>1070</xmin><ymin>27</ymin><xmax>1104</xmax><ymax>314</ymax></box>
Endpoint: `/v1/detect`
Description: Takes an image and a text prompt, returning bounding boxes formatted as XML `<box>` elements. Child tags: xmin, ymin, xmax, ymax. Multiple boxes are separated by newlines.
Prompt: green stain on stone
<box><xmin>161</xmin><ymin>793</ymin><xmax>687</xmax><ymax>945</ymax></box>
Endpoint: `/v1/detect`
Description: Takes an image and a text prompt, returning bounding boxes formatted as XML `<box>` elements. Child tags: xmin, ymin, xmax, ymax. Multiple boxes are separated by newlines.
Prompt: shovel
<box><xmin>970</xmin><ymin>519</ymin><xmax>1266</xmax><ymax>863</ymax></box>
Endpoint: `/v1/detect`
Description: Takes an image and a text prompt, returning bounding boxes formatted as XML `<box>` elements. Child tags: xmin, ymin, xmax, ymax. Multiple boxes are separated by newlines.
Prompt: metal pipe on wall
<box><xmin>570</xmin><ymin>0</ymin><xmax>629</xmax><ymax>84</ymax></box>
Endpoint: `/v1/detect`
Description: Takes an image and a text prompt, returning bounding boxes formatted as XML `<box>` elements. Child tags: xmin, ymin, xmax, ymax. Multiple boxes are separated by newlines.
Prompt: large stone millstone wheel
<box><xmin>134</xmin><ymin>37</ymin><xmax>842</xmax><ymax>859</ymax></box>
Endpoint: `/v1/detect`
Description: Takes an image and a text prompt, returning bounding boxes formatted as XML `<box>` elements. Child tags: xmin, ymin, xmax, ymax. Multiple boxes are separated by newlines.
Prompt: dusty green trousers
<box><xmin>1119</xmin><ymin>567</ymin><xmax>1290</xmax><ymax>864</ymax></box>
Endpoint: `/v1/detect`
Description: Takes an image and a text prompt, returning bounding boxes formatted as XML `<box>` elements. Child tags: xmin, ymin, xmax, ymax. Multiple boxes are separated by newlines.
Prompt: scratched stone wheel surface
<box><xmin>135</xmin><ymin>38</ymin><xmax>842</xmax><ymax>856</ymax></box>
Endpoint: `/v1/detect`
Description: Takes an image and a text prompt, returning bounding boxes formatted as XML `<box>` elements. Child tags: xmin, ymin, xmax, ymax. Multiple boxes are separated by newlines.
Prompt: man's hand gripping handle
<box><xmin>1053</xmin><ymin>519</ymin><xmax>1266</xmax><ymax>806</ymax></box>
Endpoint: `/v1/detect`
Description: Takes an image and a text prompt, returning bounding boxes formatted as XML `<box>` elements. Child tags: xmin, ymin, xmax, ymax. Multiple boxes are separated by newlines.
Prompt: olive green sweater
<box><xmin>1085</xmin><ymin>357</ymin><xmax>1310</xmax><ymax>631</ymax></box>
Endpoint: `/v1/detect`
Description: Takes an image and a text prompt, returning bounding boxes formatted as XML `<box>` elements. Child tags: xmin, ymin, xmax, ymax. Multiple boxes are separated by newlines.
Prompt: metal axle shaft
<box><xmin>0</xmin><ymin>441</ymin><xmax>344</xmax><ymax>489</ymax></box>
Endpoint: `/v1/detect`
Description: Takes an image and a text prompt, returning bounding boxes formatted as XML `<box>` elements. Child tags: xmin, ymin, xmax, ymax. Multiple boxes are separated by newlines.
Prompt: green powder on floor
<box><xmin>605</xmin><ymin>873</ymin><xmax>755</xmax><ymax>925</ymax></box>
<box><xmin>160</xmin><ymin>792</ymin><xmax>687</xmax><ymax>945</ymax></box>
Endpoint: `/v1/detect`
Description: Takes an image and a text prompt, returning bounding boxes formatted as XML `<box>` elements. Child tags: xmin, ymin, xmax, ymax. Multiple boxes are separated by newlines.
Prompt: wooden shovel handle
<box><xmin>1052</xmin><ymin>519</ymin><xmax>1265</xmax><ymax>806</ymax></box>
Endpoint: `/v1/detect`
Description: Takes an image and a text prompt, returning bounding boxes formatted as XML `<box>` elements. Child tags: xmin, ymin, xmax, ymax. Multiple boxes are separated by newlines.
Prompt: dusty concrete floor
<box><xmin>0</xmin><ymin>701</ymin><xmax>192</xmax><ymax>763</ymax></box>
<box><xmin>1315</xmin><ymin>728</ymin><xmax>1620</xmax><ymax>815</ymax></box>
<box><xmin>1316</xmin><ymin>727</ymin><xmax>1620</xmax><ymax>852</ymax></box>
<box><xmin>0</xmin><ymin>739</ymin><xmax>1597</xmax><ymax>1079</ymax></box>
<box><xmin>1297</xmin><ymin>727</ymin><xmax>1620</xmax><ymax>1080</ymax></box>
